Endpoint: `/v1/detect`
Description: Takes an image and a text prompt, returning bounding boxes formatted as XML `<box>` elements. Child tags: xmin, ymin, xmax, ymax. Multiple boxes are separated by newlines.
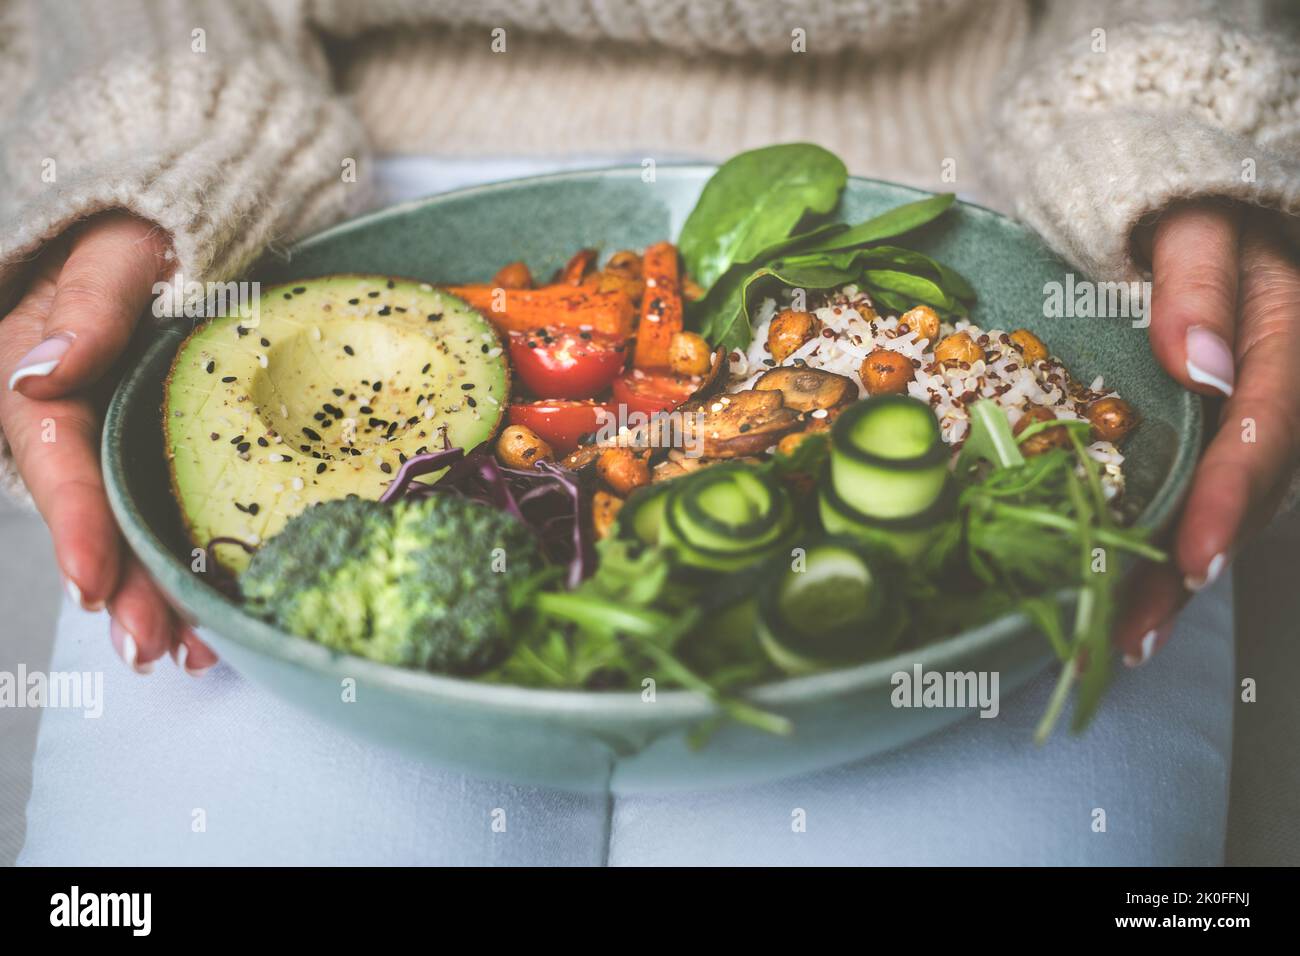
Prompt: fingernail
<box><xmin>110</xmin><ymin>618</ymin><xmax>153</xmax><ymax>675</ymax></box>
<box><xmin>1124</xmin><ymin>621</ymin><xmax>1174</xmax><ymax>668</ymax></box>
<box><xmin>63</xmin><ymin>574</ymin><xmax>103</xmax><ymax>613</ymax></box>
<box><xmin>7</xmin><ymin>332</ymin><xmax>74</xmax><ymax>391</ymax></box>
<box><xmin>177</xmin><ymin>642</ymin><xmax>212</xmax><ymax>678</ymax></box>
<box><xmin>1185</xmin><ymin>326</ymin><xmax>1234</xmax><ymax>397</ymax></box>
<box><xmin>1185</xmin><ymin>552</ymin><xmax>1227</xmax><ymax>592</ymax></box>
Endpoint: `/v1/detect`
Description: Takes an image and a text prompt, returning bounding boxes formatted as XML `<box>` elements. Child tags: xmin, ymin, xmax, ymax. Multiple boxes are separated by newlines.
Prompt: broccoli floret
<box><xmin>240</xmin><ymin>494</ymin><xmax>544</xmax><ymax>675</ymax></box>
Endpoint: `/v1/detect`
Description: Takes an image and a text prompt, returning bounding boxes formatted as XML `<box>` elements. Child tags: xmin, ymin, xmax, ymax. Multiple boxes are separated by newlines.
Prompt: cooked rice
<box><xmin>728</xmin><ymin>285</ymin><xmax>1126</xmax><ymax>499</ymax></box>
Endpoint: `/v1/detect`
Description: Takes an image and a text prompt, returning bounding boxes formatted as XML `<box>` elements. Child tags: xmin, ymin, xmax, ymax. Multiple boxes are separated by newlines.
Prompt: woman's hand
<box><xmin>0</xmin><ymin>212</ymin><xmax>218</xmax><ymax>675</ymax></box>
<box><xmin>1116</xmin><ymin>202</ymin><xmax>1300</xmax><ymax>665</ymax></box>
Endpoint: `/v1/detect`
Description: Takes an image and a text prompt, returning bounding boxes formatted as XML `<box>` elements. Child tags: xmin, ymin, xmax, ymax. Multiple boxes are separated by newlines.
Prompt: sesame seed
<box><xmin>302</xmin><ymin>427</ymin><xmax>322</xmax><ymax>441</ymax></box>
<box><xmin>316</xmin><ymin>462</ymin><xmax>327</xmax><ymax>474</ymax></box>
<box><xmin>343</xmin><ymin>345</ymin><xmax>354</xmax><ymax>356</ymax></box>
<box><xmin>221</xmin><ymin>375</ymin><xmax>237</xmax><ymax>383</ymax></box>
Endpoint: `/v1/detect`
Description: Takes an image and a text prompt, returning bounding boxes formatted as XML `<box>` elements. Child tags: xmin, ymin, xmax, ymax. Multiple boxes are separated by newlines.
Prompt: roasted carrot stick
<box><xmin>632</xmin><ymin>242</ymin><xmax>683</xmax><ymax>369</ymax></box>
<box><xmin>446</xmin><ymin>284</ymin><xmax>635</xmax><ymax>338</ymax></box>
<box><xmin>557</xmin><ymin>248</ymin><xmax>597</xmax><ymax>285</ymax></box>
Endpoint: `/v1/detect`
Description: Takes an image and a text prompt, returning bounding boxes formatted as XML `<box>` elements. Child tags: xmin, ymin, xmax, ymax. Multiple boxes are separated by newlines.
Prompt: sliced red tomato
<box><xmin>610</xmin><ymin>368</ymin><xmax>699</xmax><ymax>418</ymax></box>
<box><xmin>508</xmin><ymin>399</ymin><xmax>611</xmax><ymax>454</ymax></box>
<box><xmin>508</xmin><ymin>327</ymin><xmax>627</xmax><ymax>400</ymax></box>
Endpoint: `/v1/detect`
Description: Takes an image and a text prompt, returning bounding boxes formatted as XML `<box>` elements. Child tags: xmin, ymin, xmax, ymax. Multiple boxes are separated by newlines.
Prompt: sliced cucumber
<box><xmin>756</xmin><ymin>536</ymin><xmax>905</xmax><ymax>675</ymax></box>
<box><xmin>829</xmin><ymin>395</ymin><xmax>948</xmax><ymax>519</ymax></box>
<box><xmin>618</xmin><ymin>482</ymin><xmax>673</xmax><ymax>546</ymax></box>
<box><xmin>818</xmin><ymin>477</ymin><xmax>955</xmax><ymax>562</ymax></box>
<box><xmin>635</xmin><ymin>463</ymin><xmax>798</xmax><ymax>572</ymax></box>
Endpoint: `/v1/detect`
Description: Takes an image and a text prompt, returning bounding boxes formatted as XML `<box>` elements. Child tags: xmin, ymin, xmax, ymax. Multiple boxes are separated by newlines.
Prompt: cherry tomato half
<box><xmin>508</xmin><ymin>327</ymin><xmax>627</xmax><ymax>400</ymax></box>
<box><xmin>610</xmin><ymin>368</ymin><xmax>699</xmax><ymax>418</ymax></box>
<box><xmin>508</xmin><ymin>400</ymin><xmax>611</xmax><ymax>454</ymax></box>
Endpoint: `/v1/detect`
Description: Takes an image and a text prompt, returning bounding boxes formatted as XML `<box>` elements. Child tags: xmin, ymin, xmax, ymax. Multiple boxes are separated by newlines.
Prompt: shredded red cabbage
<box><xmin>381</xmin><ymin>446</ymin><xmax>595</xmax><ymax>588</ymax></box>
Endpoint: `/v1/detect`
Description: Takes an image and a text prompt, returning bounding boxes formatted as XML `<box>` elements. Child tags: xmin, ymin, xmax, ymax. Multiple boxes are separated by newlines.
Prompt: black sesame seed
<box><xmin>395</xmin><ymin>306</ymin><xmax>407</xmax><ymax>313</ymax></box>
<box><xmin>466</xmin><ymin>397</ymin><xmax>477</xmax><ymax>408</ymax></box>
<box><xmin>332</xmin><ymin>388</ymin><xmax>344</xmax><ymax>396</ymax></box>
<box><xmin>299</xmin><ymin>444</ymin><xmax>311</xmax><ymax>453</ymax></box>
<box><xmin>257</xmin><ymin>437</ymin><xmax>269</xmax><ymax>447</ymax></box>
<box><xmin>283</xmin><ymin>292</ymin><xmax>292</xmax><ymax>300</ymax></box>
<box><xmin>343</xmin><ymin>345</ymin><xmax>355</xmax><ymax>356</ymax></box>
<box><xmin>368</xmin><ymin>417</ymin><xmax>384</xmax><ymax>428</ymax></box>
<box><xmin>377</xmin><ymin>306</ymin><xmax>391</xmax><ymax>316</ymax></box>
<box><xmin>205</xmin><ymin>360</ymin><xmax>215</xmax><ymax>374</ymax></box>
<box><xmin>236</xmin><ymin>442</ymin><xmax>251</xmax><ymax>453</ymax></box>
<box><xmin>427</xmin><ymin>314</ymin><xmax>442</xmax><ymax>322</ymax></box>
<box><xmin>221</xmin><ymin>375</ymin><xmax>237</xmax><ymax>383</ymax></box>
<box><xmin>210</xmin><ymin>433</ymin><xmax>220</xmax><ymax>441</ymax></box>
<box><xmin>235</xmin><ymin>502</ymin><xmax>248</xmax><ymax>513</ymax></box>
<box><xmin>348</xmin><ymin>298</ymin><xmax>359</xmax><ymax>305</ymax></box>
<box><xmin>481</xmin><ymin>344</ymin><xmax>489</xmax><ymax>354</ymax></box>
<box><xmin>316</xmin><ymin>462</ymin><xmax>327</xmax><ymax>474</ymax></box>
<box><xmin>230</xmin><ymin>435</ymin><xmax>244</xmax><ymax>445</ymax></box>
<box><xmin>302</xmin><ymin>427</ymin><xmax>322</xmax><ymax>441</ymax></box>
<box><xmin>313</xmin><ymin>412</ymin><xmax>326</xmax><ymax>421</ymax></box>
<box><xmin>260</xmin><ymin>338</ymin><xmax>270</xmax><ymax>347</ymax></box>
<box><xmin>368</xmin><ymin>291</ymin><xmax>380</xmax><ymax>298</ymax></box>
<box><xmin>236</xmin><ymin>326</ymin><xmax>250</xmax><ymax>337</ymax></box>
<box><xmin>421</xmin><ymin>363</ymin><xmax>431</xmax><ymax>374</ymax></box>
<box><xmin>386</xmin><ymin>280</ymin><xmax>395</xmax><ymax>289</ymax></box>
<box><xmin>293</xmin><ymin>286</ymin><xmax>306</xmax><ymax>294</ymax></box>
<box><xmin>373</xmin><ymin>381</ymin><xmax>382</xmax><ymax>392</ymax></box>
<box><xmin>248</xmin><ymin>503</ymin><xmax>260</xmax><ymax>515</ymax></box>
<box><xmin>359</xmin><ymin>405</ymin><xmax>373</xmax><ymax>414</ymax></box>
<box><xmin>380</xmin><ymin>462</ymin><xmax>392</xmax><ymax>474</ymax></box>
<box><xmin>461</xmin><ymin>383</ymin><xmax>475</xmax><ymax>390</ymax></box>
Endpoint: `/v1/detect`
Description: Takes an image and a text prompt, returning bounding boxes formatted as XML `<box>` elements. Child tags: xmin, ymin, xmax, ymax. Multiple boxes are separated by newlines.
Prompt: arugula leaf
<box><xmin>957</xmin><ymin>399</ymin><xmax>1025</xmax><ymax>472</ymax></box>
<box><xmin>679</xmin><ymin>143</ymin><xmax>847</xmax><ymax>288</ymax></box>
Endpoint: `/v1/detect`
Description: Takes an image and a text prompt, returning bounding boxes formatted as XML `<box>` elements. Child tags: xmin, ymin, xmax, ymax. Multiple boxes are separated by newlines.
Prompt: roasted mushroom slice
<box><xmin>560</xmin><ymin>443</ymin><xmax>603</xmax><ymax>471</ymax></box>
<box><xmin>694</xmin><ymin>390</ymin><xmax>803</xmax><ymax>458</ymax></box>
<box><xmin>753</xmin><ymin>367</ymin><xmax>857</xmax><ymax>412</ymax></box>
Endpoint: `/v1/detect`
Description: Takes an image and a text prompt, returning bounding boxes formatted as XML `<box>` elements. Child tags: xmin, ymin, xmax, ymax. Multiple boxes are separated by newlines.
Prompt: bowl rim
<box><xmin>104</xmin><ymin>162</ymin><xmax>1203</xmax><ymax>722</ymax></box>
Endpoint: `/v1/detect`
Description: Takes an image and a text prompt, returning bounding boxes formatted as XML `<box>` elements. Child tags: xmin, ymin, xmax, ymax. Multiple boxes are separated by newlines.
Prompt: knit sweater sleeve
<box><xmin>982</xmin><ymin>0</ymin><xmax>1300</xmax><ymax>282</ymax></box>
<box><xmin>0</xmin><ymin>0</ymin><xmax>368</xmax><ymax>310</ymax></box>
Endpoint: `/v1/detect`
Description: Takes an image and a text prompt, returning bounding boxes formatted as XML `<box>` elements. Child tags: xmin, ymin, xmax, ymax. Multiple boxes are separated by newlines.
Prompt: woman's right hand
<box><xmin>0</xmin><ymin>212</ymin><xmax>218</xmax><ymax>675</ymax></box>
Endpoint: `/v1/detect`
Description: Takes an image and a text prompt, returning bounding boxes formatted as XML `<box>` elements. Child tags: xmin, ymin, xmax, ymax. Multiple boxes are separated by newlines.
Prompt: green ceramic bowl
<box><xmin>103</xmin><ymin>166</ymin><xmax>1201</xmax><ymax>792</ymax></box>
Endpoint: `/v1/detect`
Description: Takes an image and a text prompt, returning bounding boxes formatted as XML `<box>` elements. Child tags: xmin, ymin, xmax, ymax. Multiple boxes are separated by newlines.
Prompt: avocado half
<box><xmin>164</xmin><ymin>275</ymin><xmax>509</xmax><ymax>572</ymax></box>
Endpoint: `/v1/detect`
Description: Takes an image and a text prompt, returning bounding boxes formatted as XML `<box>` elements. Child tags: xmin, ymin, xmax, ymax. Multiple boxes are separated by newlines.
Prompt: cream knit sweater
<box><xmin>1</xmin><ymin>0</ymin><xmax>1299</xmax><ymax>500</ymax></box>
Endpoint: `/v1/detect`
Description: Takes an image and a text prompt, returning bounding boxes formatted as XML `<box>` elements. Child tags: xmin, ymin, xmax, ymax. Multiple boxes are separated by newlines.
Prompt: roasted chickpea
<box><xmin>669</xmin><ymin>331</ymin><xmax>713</xmax><ymax>377</ymax></box>
<box><xmin>1086</xmin><ymin>396</ymin><xmax>1138</xmax><ymax>443</ymax></box>
<box><xmin>591</xmin><ymin>490</ymin><xmax>625</xmax><ymax>540</ymax></box>
<box><xmin>1009</xmin><ymin>328</ymin><xmax>1048</xmax><ymax>365</ymax></box>
<box><xmin>767</xmin><ymin>309</ymin><xmax>819</xmax><ymax>363</ymax></box>
<box><xmin>1013</xmin><ymin>405</ymin><xmax>1069</xmax><ymax>456</ymax></box>
<box><xmin>859</xmin><ymin>348</ymin><xmax>913</xmax><ymax>395</ymax></box>
<box><xmin>597</xmin><ymin>447</ymin><xmax>650</xmax><ymax>496</ymax></box>
<box><xmin>593</xmin><ymin>269</ymin><xmax>645</xmax><ymax>302</ymax></box>
<box><xmin>492</xmin><ymin>260</ymin><xmax>533</xmax><ymax>290</ymax></box>
<box><xmin>901</xmin><ymin>304</ymin><xmax>941</xmax><ymax>343</ymax></box>
<box><xmin>497</xmin><ymin>425</ymin><xmax>553</xmax><ymax>469</ymax></box>
<box><xmin>934</xmin><ymin>331</ymin><xmax>983</xmax><ymax>366</ymax></box>
<box><xmin>605</xmin><ymin>250</ymin><xmax>643</xmax><ymax>278</ymax></box>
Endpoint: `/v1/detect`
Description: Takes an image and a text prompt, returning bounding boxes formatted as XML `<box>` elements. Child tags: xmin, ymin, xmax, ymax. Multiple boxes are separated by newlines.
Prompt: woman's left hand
<box><xmin>1116</xmin><ymin>202</ymin><xmax>1300</xmax><ymax>665</ymax></box>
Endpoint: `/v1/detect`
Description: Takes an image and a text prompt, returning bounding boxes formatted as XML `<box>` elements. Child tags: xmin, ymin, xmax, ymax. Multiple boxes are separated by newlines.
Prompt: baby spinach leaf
<box><xmin>794</xmin><ymin>193</ymin><xmax>955</xmax><ymax>254</ymax></box>
<box><xmin>680</xmin><ymin>143</ymin><xmax>847</xmax><ymax>288</ymax></box>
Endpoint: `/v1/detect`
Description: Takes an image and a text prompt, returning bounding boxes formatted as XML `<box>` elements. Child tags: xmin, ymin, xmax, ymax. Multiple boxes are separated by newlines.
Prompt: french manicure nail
<box><xmin>1124</xmin><ymin>622</ymin><xmax>1173</xmax><ymax>668</ymax></box>
<box><xmin>110</xmin><ymin>618</ymin><xmax>153</xmax><ymax>675</ymax></box>
<box><xmin>1185</xmin><ymin>326</ymin><xmax>1234</xmax><ymax>397</ymax></box>
<box><xmin>1185</xmin><ymin>552</ymin><xmax>1227</xmax><ymax>592</ymax></box>
<box><xmin>63</xmin><ymin>574</ymin><xmax>103</xmax><ymax>612</ymax></box>
<box><xmin>178</xmin><ymin>643</ymin><xmax>212</xmax><ymax>678</ymax></box>
<box><xmin>7</xmin><ymin>332</ymin><xmax>74</xmax><ymax>391</ymax></box>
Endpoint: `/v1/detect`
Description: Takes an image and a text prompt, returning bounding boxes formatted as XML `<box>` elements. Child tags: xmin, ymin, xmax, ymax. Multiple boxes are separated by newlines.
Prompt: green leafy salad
<box><xmin>198</xmin><ymin>144</ymin><xmax>1162</xmax><ymax>743</ymax></box>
